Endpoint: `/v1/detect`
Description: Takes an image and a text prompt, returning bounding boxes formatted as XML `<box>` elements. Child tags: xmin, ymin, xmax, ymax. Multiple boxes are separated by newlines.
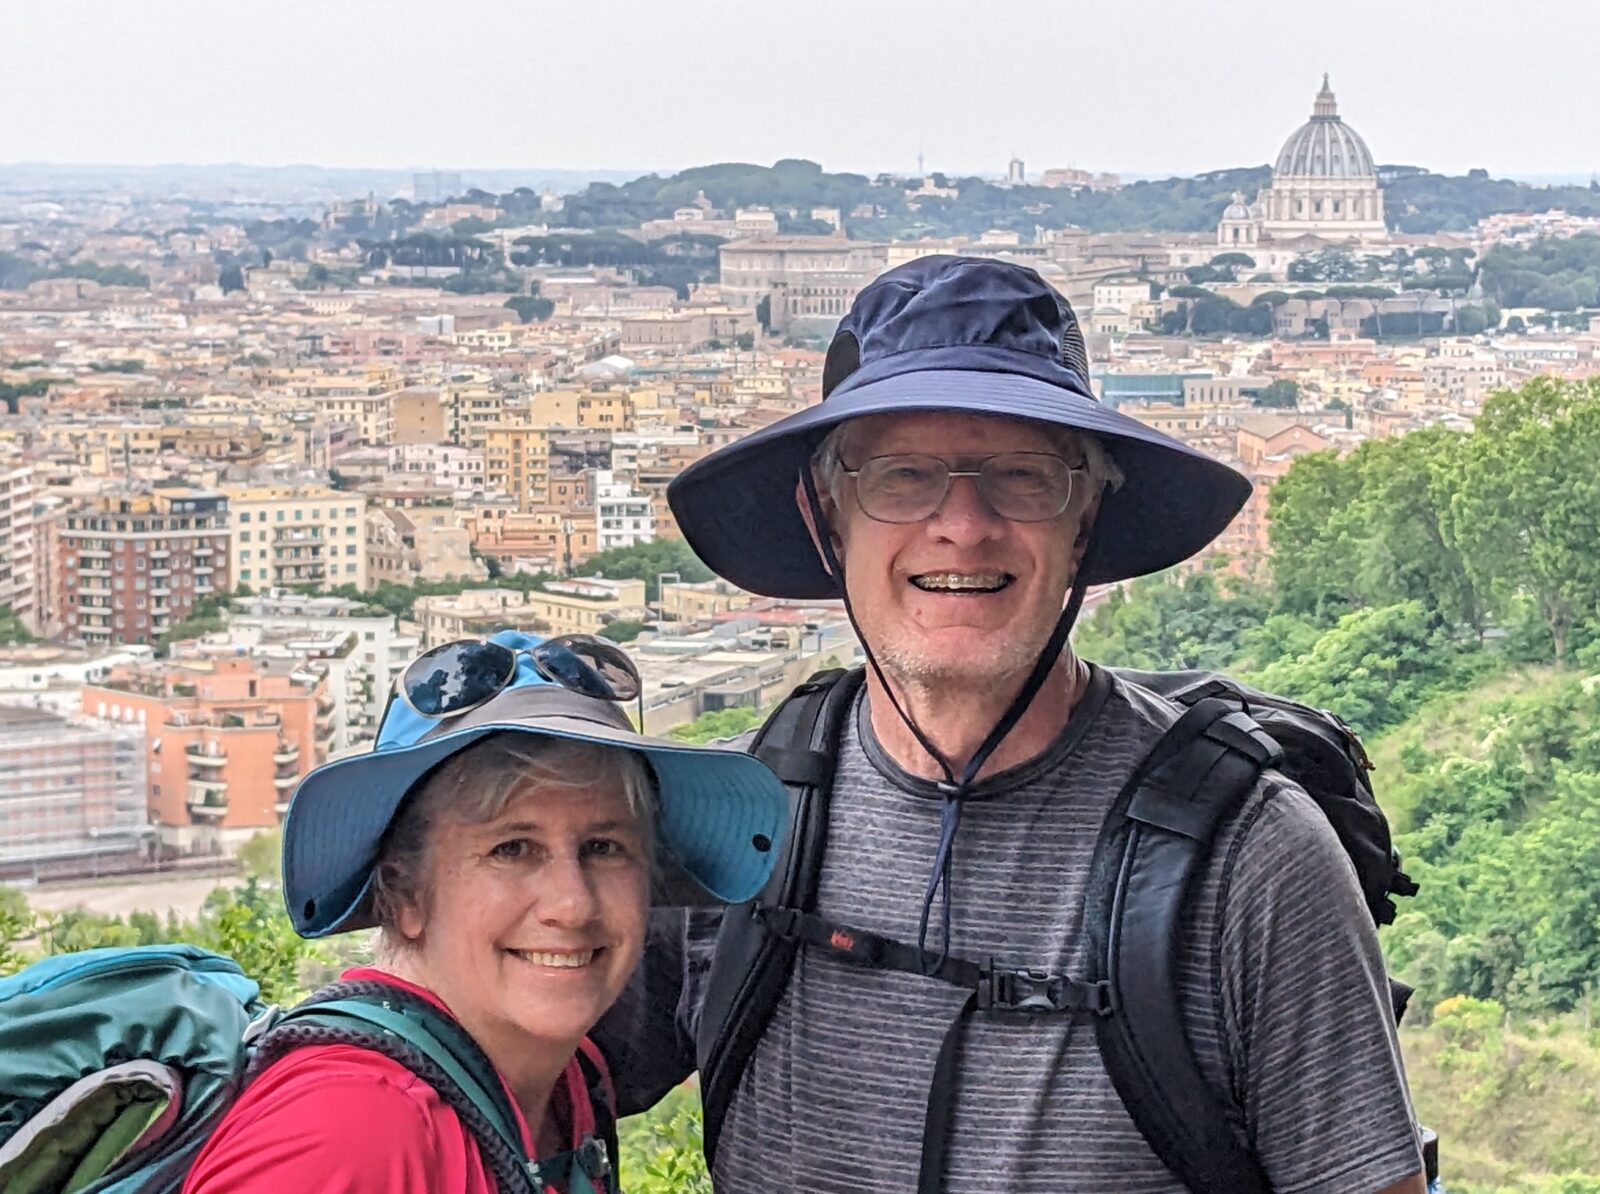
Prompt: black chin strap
<box><xmin>799</xmin><ymin>464</ymin><xmax>1101</xmax><ymax>969</ymax></box>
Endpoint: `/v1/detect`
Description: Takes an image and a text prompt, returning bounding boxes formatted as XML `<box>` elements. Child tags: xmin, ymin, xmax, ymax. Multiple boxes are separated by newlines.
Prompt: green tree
<box><xmin>1254</xmin><ymin>379</ymin><xmax>1299</xmax><ymax>408</ymax></box>
<box><xmin>1074</xmin><ymin>568</ymin><xmax>1271</xmax><ymax>671</ymax></box>
<box><xmin>578</xmin><ymin>539</ymin><xmax>713</xmax><ymax>601</ymax></box>
<box><xmin>1452</xmin><ymin>377</ymin><xmax>1600</xmax><ymax>660</ymax></box>
<box><xmin>668</xmin><ymin>704</ymin><xmax>768</xmax><ymax>744</ymax></box>
<box><xmin>599</xmin><ymin>618</ymin><xmax>647</xmax><ymax>644</ymax></box>
<box><xmin>0</xmin><ymin>884</ymin><xmax>35</xmax><ymax>977</ymax></box>
<box><xmin>0</xmin><ymin>603</ymin><xmax>35</xmax><ymax>644</ymax></box>
<box><xmin>504</xmin><ymin>294</ymin><xmax>555</xmax><ymax>323</ymax></box>
<box><xmin>1247</xmin><ymin>601</ymin><xmax>1483</xmax><ymax>737</ymax></box>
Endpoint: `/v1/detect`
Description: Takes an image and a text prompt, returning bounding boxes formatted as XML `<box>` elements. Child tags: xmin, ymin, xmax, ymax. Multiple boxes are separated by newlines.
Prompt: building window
<box><xmin>295</xmin><ymin>510</ymin><xmax>303</xmax><ymax>521</ymax></box>
<box><xmin>277</xmin><ymin>511</ymin><xmax>285</xmax><ymax>522</ymax></box>
<box><xmin>240</xmin><ymin>512</ymin><xmax>251</xmax><ymax>522</ymax></box>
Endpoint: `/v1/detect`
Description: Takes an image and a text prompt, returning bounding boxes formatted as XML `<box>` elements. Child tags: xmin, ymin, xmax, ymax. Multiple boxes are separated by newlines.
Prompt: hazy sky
<box><xmin>4</xmin><ymin>0</ymin><xmax>1595</xmax><ymax>181</ymax></box>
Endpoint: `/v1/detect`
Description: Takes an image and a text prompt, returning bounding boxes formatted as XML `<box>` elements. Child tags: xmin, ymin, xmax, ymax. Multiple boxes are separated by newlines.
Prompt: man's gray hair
<box><xmin>811</xmin><ymin>420</ymin><xmax>1126</xmax><ymax>502</ymax></box>
<box><xmin>371</xmin><ymin>733</ymin><xmax>655</xmax><ymax>952</ymax></box>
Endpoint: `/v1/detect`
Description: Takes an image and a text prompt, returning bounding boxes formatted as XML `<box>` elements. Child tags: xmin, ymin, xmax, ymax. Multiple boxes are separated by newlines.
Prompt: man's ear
<box><xmin>795</xmin><ymin>469</ymin><xmax>844</xmax><ymax>579</ymax></box>
<box><xmin>1070</xmin><ymin>487</ymin><xmax>1105</xmax><ymax>574</ymax></box>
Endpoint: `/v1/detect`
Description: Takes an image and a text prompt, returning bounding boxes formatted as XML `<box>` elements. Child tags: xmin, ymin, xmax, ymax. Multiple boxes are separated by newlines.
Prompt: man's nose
<box><xmin>926</xmin><ymin>474</ymin><xmax>1003</xmax><ymax>541</ymax></box>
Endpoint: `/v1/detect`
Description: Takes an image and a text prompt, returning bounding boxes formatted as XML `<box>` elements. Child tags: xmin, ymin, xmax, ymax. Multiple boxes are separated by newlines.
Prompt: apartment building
<box><xmin>413</xmin><ymin>588</ymin><xmax>554</xmax><ymax>649</ymax></box>
<box><xmin>484</xmin><ymin>425</ymin><xmax>552</xmax><ymax>513</ymax></box>
<box><xmin>292</xmin><ymin>368</ymin><xmax>401</xmax><ymax>445</ymax></box>
<box><xmin>60</xmin><ymin>489</ymin><xmax>231</xmax><ymax>648</ymax></box>
<box><xmin>0</xmin><ymin>706</ymin><xmax>149</xmax><ymax>881</ymax></box>
<box><xmin>223</xmin><ymin>485</ymin><xmax>367</xmax><ymax>590</ymax></box>
<box><xmin>444</xmin><ymin>382</ymin><xmax>504</xmax><ymax>447</ymax></box>
<box><xmin>526</xmin><ymin>388</ymin><xmax>634</xmax><ymax>431</ymax></box>
<box><xmin>394</xmin><ymin>442</ymin><xmax>485</xmax><ymax>493</ymax></box>
<box><xmin>227</xmin><ymin>593</ymin><xmax>418</xmax><ymax>739</ymax></box>
<box><xmin>365</xmin><ymin>505</ymin><xmax>482</xmax><ymax>588</ymax></box>
<box><xmin>521</xmin><ymin>577</ymin><xmax>648</xmax><ymax>638</ymax></box>
<box><xmin>591</xmin><ymin>470</ymin><xmax>655</xmax><ymax>552</ymax></box>
<box><xmin>82</xmin><ymin>655</ymin><xmax>331</xmax><ymax>855</ymax></box>
<box><xmin>0</xmin><ymin>456</ymin><xmax>36</xmax><ymax>631</ymax></box>
<box><xmin>393</xmin><ymin>386</ymin><xmax>447</xmax><ymax>443</ymax></box>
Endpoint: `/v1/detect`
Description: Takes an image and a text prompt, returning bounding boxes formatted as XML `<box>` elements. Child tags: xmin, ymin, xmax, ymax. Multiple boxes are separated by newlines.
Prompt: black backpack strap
<box><xmin>752</xmin><ymin>903</ymin><xmax>1112</xmax><ymax>1194</ymax></box>
<box><xmin>1083</xmin><ymin>696</ymin><xmax>1281</xmax><ymax>1194</ymax></box>
<box><xmin>573</xmin><ymin>1041</ymin><xmax>620</xmax><ymax>1184</ymax></box>
<box><xmin>695</xmin><ymin>666</ymin><xmax>866</xmax><ymax>1163</ymax></box>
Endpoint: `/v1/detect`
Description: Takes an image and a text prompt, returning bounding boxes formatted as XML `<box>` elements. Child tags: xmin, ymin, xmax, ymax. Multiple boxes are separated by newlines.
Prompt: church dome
<box><xmin>1222</xmin><ymin>192</ymin><xmax>1252</xmax><ymax>220</ymax></box>
<box><xmin>1273</xmin><ymin>75</ymin><xmax>1376</xmax><ymax>179</ymax></box>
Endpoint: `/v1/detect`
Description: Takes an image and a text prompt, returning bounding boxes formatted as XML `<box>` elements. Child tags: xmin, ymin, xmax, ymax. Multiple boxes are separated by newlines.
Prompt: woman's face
<box><xmin>396</xmin><ymin>770</ymin><xmax>651</xmax><ymax>1063</ymax></box>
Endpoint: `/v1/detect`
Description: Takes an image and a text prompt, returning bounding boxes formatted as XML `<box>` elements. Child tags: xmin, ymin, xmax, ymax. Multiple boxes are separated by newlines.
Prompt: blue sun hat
<box><xmin>667</xmin><ymin>254</ymin><xmax>1252</xmax><ymax>597</ymax></box>
<box><xmin>282</xmin><ymin>629</ymin><xmax>789</xmax><ymax>938</ymax></box>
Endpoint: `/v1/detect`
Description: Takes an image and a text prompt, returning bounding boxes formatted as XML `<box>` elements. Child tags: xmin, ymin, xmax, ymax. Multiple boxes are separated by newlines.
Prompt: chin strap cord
<box><xmin>799</xmin><ymin>463</ymin><xmax>1102</xmax><ymax>970</ymax></box>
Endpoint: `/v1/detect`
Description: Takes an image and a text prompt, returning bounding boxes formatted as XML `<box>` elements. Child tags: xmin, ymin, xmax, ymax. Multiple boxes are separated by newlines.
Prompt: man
<box><xmin>599</xmin><ymin>256</ymin><xmax>1425</xmax><ymax>1193</ymax></box>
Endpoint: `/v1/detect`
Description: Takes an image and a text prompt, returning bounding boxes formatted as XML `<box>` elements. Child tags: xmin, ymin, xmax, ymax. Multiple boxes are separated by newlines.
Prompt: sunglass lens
<box><xmin>402</xmin><ymin>641</ymin><xmax>517</xmax><ymax>716</ymax></box>
<box><xmin>537</xmin><ymin>635</ymin><xmax>642</xmax><ymax>702</ymax></box>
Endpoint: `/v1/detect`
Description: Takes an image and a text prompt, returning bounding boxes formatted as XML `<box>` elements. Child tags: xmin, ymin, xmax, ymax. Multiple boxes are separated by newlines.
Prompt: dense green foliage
<box><xmin>1386</xmin><ymin>168</ymin><xmax>1600</xmax><ymax>234</ymax></box>
<box><xmin>668</xmin><ymin>703</ymin><xmax>768</xmax><ymax>744</ymax></box>
<box><xmin>0</xmin><ymin>603</ymin><xmax>36</xmax><ymax>644</ymax></box>
<box><xmin>0</xmin><ymin>254</ymin><xmax>150</xmax><ymax>290</ymax></box>
<box><xmin>1478</xmin><ymin>233</ymin><xmax>1600</xmax><ymax>312</ymax></box>
<box><xmin>578</xmin><ymin>538</ymin><xmax>713</xmax><ymax>601</ymax></box>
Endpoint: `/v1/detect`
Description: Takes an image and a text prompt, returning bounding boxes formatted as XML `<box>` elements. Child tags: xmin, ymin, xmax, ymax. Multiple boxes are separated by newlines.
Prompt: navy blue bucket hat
<box><xmin>282</xmin><ymin>630</ymin><xmax>789</xmax><ymax>938</ymax></box>
<box><xmin>668</xmin><ymin>255</ymin><xmax>1251</xmax><ymax>597</ymax></box>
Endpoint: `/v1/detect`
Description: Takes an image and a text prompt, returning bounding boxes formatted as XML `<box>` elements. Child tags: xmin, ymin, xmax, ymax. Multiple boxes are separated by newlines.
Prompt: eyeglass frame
<box><xmin>838</xmin><ymin>451</ymin><xmax>1089</xmax><ymax>525</ymax></box>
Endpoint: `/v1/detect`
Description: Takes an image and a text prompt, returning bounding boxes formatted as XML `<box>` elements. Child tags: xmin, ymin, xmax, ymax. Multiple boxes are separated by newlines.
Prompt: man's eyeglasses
<box><xmin>841</xmin><ymin>453</ymin><xmax>1085</xmax><ymax>524</ymax></box>
<box><xmin>398</xmin><ymin>635</ymin><xmax>642</xmax><ymax>720</ymax></box>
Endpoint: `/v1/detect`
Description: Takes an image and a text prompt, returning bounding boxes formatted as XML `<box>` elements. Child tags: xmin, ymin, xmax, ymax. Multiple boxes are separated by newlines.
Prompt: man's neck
<box><xmin>864</xmin><ymin>648</ymin><xmax>1089</xmax><ymax>784</ymax></box>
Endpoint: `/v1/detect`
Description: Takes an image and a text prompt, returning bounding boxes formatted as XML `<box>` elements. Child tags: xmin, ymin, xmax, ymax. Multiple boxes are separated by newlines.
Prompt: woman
<box><xmin>184</xmin><ymin>630</ymin><xmax>788</xmax><ymax>1193</ymax></box>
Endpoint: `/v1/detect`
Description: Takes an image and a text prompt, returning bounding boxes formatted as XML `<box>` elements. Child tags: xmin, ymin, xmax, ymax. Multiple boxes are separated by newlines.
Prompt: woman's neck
<box><xmin>378</xmin><ymin>954</ymin><xmax>573</xmax><ymax>1150</ymax></box>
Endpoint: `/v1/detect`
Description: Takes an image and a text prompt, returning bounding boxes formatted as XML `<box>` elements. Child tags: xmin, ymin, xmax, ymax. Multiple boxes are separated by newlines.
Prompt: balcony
<box><xmin>186</xmin><ymin>779</ymin><xmax>228</xmax><ymax>820</ymax></box>
<box><xmin>79</xmin><ymin>546</ymin><xmax>111</xmax><ymax>558</ymax></box>
<box><xmin>78</xmin><ymin>566</ymin><xmax>111</xmax><ymax>579</ymax></box>
<box><xmin>149</xmin><ymin>547</ymin><xmax>171</xmax><ymax>560</ymax></box>
<box><xmin>187</xmin><ymin>743</ymin><xmax>227</xmax><ymax>766</ymax></box>
<box><xmin>194</xmin><ymin>544</ymin><xmax>216</xmax><ymax>558</ymax></box>
<box><xmin>273</xmin><ymin>741</ymin><xmax>300</xmax><ymax>765</ymax></box>
<box><xmin>273</xmin><ymin>771</ymin><xmax>300</xmax><ymax>791</ymax></box>
<box><xmin>274</xmin><ymin>800</ymin><xmax>291</xmax><ymax>819</ymax></box>
<box><xmin>316</xmin><ymin>693</ymin><xmax>335</xmax><ymax>714</ymax></box>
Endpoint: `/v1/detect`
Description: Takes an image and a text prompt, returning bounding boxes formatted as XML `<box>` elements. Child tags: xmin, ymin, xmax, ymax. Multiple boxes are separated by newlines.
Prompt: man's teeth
<box><xmin>910</xmin><ymin>572</ymin><xmax>1011</xmax><ymax>593</ymax></box>
<box><xmin>512</xmin><ymin>949</ymin><xmax>597</xmax><ymax>969</ymax></box>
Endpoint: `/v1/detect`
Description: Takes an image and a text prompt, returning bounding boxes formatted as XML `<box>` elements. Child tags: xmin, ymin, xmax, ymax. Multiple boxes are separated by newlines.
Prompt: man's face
<box><xmin>806</xmin><ymin>411</ymin><xmax>1100</xmax><ymax>691</ymax></box>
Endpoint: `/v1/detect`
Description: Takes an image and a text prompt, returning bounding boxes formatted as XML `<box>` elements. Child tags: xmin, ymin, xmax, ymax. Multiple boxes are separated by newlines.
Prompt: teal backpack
<box><xmin>0</xmin><ymin>944</ymin><xmax>618</xmax><ymax>1194</ymax></box>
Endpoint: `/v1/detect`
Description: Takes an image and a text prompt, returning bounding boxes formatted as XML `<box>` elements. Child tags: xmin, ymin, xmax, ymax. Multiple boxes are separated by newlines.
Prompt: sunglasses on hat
<box><xmin>399</xmin><ymin>634</ymin><xmax>642</xmax><ymax>721</ymax></box>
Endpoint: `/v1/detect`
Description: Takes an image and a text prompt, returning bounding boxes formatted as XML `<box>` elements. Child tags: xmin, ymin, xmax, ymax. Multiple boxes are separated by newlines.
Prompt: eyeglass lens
<box><xmin>402</xmin><ymin>640</ymin><xmax>519</xmax><ymax>716</ymax></box>
<box><xmin>535</xmin><ymin>635</ymin><xmax>642</xmax><ymax>701</ymax></box>
<box><xmin>854</xmin><ymin>453</ymin><xmax>1075</xmax><ymax>523</ymax></box>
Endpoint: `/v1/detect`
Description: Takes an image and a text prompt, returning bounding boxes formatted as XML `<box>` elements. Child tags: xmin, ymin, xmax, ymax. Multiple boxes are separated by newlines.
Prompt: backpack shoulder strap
<box><xmin>694</xmin><ymin>665</ymin><xmax>865</xmax><ymax>1163</ymax></box>
<box><xmin>573</xmin><ymin>1037</ymin><xmax>620</xmax><ymax>1182</ymax></box>
<box><xmin>1084</xmin><ymin>695</ymin><xmax>1281</xmax><ymax>1194</ymax></box>
<box><xmin>260</xmin><ymin>982</ymin><xmax>539</xmax><ymax>1193</ymax></box>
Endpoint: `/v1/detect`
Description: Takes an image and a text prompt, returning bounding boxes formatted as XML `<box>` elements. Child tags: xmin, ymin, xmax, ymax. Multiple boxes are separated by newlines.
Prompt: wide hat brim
<box><xmin>668</xmin><ymin>366</ymin><xmax>1252</xmax><ymax>598</ymax></box>
<box><xmin>282</xmin><ymin>686</ymin><xmax>788</xmax><ymax>938</ymax></box>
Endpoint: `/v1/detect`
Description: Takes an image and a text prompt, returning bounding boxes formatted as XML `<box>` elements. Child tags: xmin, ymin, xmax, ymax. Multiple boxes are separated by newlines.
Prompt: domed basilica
<box><xmin>1218</xmin><ymin>76</ymin><xmax>1388</xmax><ymax>251</ymax></box>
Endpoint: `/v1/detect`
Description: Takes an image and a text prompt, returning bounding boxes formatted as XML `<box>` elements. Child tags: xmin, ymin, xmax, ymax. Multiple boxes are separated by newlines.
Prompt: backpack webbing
<box><xmin>257</xmin><ymin>981</ymin><xmax>615</xmax><ymax>1194</ymax></box>
<box><xmin>695</xmin><ymin>666</ymin><xmax>1409</xmax><ymax>1192</ymax></box>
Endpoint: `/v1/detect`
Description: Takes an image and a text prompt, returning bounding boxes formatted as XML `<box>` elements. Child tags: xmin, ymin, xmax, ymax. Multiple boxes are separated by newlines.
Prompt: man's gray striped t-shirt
<box><xmin>710</xmin><ymin>668</ymin><xmax>1422</xmax><ymax>1193</ymax></box>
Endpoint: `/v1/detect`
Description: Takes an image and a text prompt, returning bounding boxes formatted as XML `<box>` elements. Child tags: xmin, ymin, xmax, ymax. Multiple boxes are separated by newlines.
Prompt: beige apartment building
<box><xmin>393</xmin><ymin>386</ymin><xmax>447</xmax><ymax>443</ymax></box>
<box><xmin>223</xmin><ymin>485</ymin><xmax>368</xmax><ymax>590</ymax></box>
<box><xmin>522</xmin><ymin>577</ymin><xmax>648</xmax><ymax>637</ymax></box>
<box><xmin>0</xmin><ymin>456</ymin><xmax>36</xmax><ymax>631</ymax></box>
<box><xmin>719</xmin><ymin>236</ymin><xmax>889</xmax><ymax>330</ymax></box>
<box><xmin>441</xmin><ymin>382</ymin><xmax>505</xmax><ymax>448</ymax></box>
<box><xmin>484</xmin><ymin>425</ymin><xmax>552</xmax><ymax>512</ymax></box>
<box><xmin>526</xmin><ymin>388</ymin><xmax>635</xmax><ymax>431</ymax></box>
<box><xmin>282</xmin><ymin>367</ymin><xmax>401</xmax><ymax>445</ymax></box>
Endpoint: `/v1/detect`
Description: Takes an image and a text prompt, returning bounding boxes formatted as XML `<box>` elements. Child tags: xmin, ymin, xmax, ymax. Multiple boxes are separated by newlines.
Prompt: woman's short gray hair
<box><xmin>371</xmin><ymin>733</ymin><xmax>655</xmax><ymax>949</ymax></box>
<box><xmin>810</xmin><ymin>418</ymin><xmax>1126</xmax><ymax>501</ymax></box>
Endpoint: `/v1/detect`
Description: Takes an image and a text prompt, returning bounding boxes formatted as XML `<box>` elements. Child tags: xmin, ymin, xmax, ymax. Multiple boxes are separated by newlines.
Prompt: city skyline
<box><xmin>4</xmin><ymin>0</ymin><xmax>1596</xmax><ymax>181</ymax></box>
